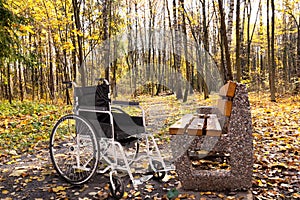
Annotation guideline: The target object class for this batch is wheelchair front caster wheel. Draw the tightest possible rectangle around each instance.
[109,177,124,199]
[150,160,166,181]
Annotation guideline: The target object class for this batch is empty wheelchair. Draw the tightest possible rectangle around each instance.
[49,78,170,199]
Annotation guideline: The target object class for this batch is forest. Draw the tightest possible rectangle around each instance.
[0,0,299,103]
[1,0,300,199]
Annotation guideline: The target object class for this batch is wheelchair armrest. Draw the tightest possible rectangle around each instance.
[78,106,108,111]
[112,100,139,106]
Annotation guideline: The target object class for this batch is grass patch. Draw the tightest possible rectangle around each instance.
[0,100,72,158]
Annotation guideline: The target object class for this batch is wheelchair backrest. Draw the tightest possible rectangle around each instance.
[74,83,110,110]
[95,83,110,109]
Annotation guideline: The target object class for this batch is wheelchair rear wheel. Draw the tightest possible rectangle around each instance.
[50,114,99,185]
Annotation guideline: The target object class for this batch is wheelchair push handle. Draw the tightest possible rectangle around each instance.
[62,81,73,89]
[95,78,109,85]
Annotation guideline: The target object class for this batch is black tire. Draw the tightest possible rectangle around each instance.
[109,177,124,200]
[149,160,166,180]
[49,114,99,185]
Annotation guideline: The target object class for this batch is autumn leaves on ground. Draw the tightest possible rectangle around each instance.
[0,93,299,199]
[250,94,300,199]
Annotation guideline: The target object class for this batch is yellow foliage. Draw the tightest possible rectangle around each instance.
[19,25,35,34]
[62,41,75,51]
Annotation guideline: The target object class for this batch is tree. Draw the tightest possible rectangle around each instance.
[102,0,110,81]
[227,0,235,48]
[0,0,24,103]
[236,0,241,82]
[72,0,86,86]
[180,0,190,102]
[269,0,276,101]
[217,0,233,83]
[0,0,17,59]
[170,0,183,99]
[287,11,300,94]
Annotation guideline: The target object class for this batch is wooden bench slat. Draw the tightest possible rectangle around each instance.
[169,114,194,135]
[186,114,221,136]
[206,115,222,136]
[219,81,237,98]
[187,117,205,136]
[217,99,233,117]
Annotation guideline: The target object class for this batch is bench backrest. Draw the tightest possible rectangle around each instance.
[217,81,237,117]
[169,81,237,136]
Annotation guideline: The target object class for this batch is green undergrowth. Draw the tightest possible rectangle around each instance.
[0,100,72,160]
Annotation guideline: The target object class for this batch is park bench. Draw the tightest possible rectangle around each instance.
[169,81,253,191]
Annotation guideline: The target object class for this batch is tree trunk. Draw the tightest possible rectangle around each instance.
[201,0,209,99]
[236,0,241,82]
[270,0,276,101]
[72,0,85,86]
[71,22,77,81]
[7,63,12,104]
[112,38,118,97]
[18,61,24,101]
[259,3,265,89]
[48,30,55,99]
[267,0,271,92]
[296,16,300,94]
[173,0,183,99]
[103,0,110,81]
[218,0,233,82]
[246,1,251,79]
[40,64,44,99]
[227,0,235,48]
[282,12,288,92]
[0,67,3,99]
[180,0,190,102]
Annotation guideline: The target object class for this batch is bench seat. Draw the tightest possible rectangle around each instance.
[169,114,222,136]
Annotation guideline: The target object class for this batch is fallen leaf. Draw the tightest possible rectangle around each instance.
[123,192,128,198]
[2,190,9,195]
[134,191,141,197]
[52,186,66,193]
[292,193,300,198]
[9,169,27,177]
[88,191,97,196]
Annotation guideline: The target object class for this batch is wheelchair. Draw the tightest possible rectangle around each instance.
[49,78,171,199]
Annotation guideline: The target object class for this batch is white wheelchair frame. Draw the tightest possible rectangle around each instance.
[50,79,173,199]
